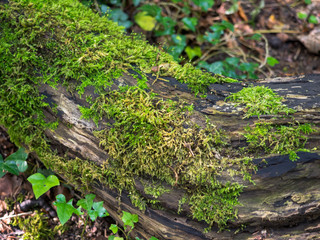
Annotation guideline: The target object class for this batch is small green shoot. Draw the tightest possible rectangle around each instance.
[27,173,60,199]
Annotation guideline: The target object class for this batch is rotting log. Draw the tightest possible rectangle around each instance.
[39,75,320,239]
[1,0,320,239]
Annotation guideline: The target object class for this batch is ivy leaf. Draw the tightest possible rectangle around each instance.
[171,34,187,47]
[191,0,214,12]
[208,61,224,74]
[6,148,28,162]
[109,224,118,234]
[132,0,140,6]
[155,17,176,36]
[27,173,60,199]
[122,211,138,230]
[308,15,318,24]
[1,160,20,176]
[134,12,156,31]
[267,57,279,67]
[77,193,95,211]
[185,46,202,60]
[149,237,159,240]
[182,17,198,32]
[138,4,162,20]
[88,201,109,221]
[54,194,83,225]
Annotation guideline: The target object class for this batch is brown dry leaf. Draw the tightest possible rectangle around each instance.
[277,32,289,42]
[0,174,23,198]
[298,27,320,54]
[234,23,254,35]
[238,2,248,22]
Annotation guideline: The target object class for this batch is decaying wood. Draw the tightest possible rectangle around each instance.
[37,73,320,239]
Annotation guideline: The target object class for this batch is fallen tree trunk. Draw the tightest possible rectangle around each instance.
[1,0,320,239]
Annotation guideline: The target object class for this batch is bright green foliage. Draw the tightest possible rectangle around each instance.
[0,148,28,177]
[53,194,83,226]
[122,211,139,230]
[191,0,214,12]
[27,173,60,199]
[199,58,259,79]
[182,17,198,32]
[244,122,315,161]
[226,85,295,118]
[267,56,279,67]
[77,193,109,221]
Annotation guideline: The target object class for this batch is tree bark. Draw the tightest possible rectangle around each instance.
[38,74,320,239]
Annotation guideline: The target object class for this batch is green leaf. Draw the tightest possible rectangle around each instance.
[149,237,159,240]
[297,12,307,20]
[208,61,224,74]
[77,193,95,211]
[122,211,138,229]
[267,56,279,67]
[308,15,318,24]
[53,194,83,225]
[138,4,162,20]
[134,12,156,31]
[109,224,118,234]
[225,57,240,66]
[6,148,28,162]
[155,17,176,36]
[182,17,198,32]
[167,45,185,61]
[305,0,311,4]
[221,20,234,31]
[27,173,60,199]
[109,9,132,29]
[191,0,214,12]
[133,0,140,6]
[0,154,3,162]
[15,160,28,172]
[100,4,109,15]
[88,201,108,221]
[185,46,202,60]
[171,34,187,47]
[249,33,262,40]
[3,160,20,176]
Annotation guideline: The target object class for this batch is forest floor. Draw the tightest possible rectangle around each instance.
[1,0,320,239]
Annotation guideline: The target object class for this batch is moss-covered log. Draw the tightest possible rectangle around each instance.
[1,0,320,239]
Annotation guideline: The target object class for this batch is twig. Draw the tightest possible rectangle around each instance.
[93,0,102,16]
[0,211,33,221]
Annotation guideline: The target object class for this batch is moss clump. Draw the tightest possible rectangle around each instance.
[12,211,64,240]
[244,122,314,161]
[226,85,295,118]
[81,86,256,228]
[0,0,252,231]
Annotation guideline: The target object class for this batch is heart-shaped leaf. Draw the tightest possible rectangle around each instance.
[27,173,60,199]
[77,193,95,211]
[6,148,28,162]
[54,194,83,225]
[122,211,138,229]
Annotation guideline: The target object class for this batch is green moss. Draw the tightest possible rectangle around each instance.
[226,85,295,118]
[244,122,315,161]
[0,0,254,231]
[80,87,256,228]
[12,211,64,240]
